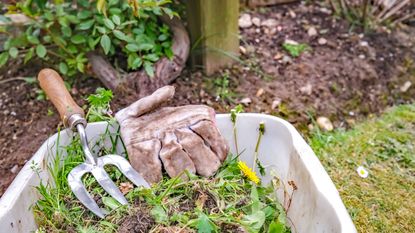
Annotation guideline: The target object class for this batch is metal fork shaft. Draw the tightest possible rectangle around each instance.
[76,124,98,165]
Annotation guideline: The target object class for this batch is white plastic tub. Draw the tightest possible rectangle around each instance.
[0,114,356,232]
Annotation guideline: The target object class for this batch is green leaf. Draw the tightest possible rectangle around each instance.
[59,62,68,75]
[22,77,36,84]
[162,7,175,18]
[102,197,121,210]
[196,213,216,233]
[111,15,121,26]
[27,35,40,44]
[158,34,168,41]
[137,43,154,51]
[24,48,34,64]
[132,57,142,69]
[125,43,139,52]
[71,34,86,44]
[0,52,9,67]
[77,62,85,73]
[282,43,310,57]
[100,35,111,55]
[67,45,78,53]
[150,205,168,223]
[78,19,95,30]
[103,18,115,30]
[77,10,92,19]
[43,35,52,43]
[268,220,285,233]
[87,88,113,108]
[62,26,72,37]
[112,30,127,41]
[9,47,18,58]
[66,15,80,24]
[144,54,159,62]
[96,26,107,34]
[88,37,100,49]
[144,61,154,77]
[35,44,47,58]
[250,185,261,212]
[242,211,266,232]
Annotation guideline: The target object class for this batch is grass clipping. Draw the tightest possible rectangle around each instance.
[34,123,290,233]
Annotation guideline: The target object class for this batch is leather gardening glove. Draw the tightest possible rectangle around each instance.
[115,86,229,184]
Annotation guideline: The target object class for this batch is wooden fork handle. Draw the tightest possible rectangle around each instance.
[38,68,84,126]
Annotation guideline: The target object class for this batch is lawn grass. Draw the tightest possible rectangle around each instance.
[309,104,415,232]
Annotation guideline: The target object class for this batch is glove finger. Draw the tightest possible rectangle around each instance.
[190,120,229,162]
[128,139,163,184]
[159,132,196,179]
[115,85,175,124]
[175,128,221,177]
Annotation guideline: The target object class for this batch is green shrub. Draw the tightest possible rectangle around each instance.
[0,0,176,77]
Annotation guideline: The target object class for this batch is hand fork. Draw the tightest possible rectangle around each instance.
[38,69,150,218]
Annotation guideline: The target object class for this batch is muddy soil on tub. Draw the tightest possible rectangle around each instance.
[1,1,414,196]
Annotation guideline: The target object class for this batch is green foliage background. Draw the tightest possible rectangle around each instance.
[0,0,175,77]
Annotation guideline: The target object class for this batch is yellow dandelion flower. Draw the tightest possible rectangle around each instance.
[238,161,260,184]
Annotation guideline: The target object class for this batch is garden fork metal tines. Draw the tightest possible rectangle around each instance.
[38,68,149,218]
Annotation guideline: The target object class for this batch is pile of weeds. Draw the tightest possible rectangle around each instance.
[34,130,290,232]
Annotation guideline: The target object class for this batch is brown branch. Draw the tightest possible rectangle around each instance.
[87,52,120,90]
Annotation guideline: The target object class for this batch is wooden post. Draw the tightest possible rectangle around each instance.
[186,0,239,75]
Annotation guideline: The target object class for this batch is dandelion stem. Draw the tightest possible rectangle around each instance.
[253,122,265,169]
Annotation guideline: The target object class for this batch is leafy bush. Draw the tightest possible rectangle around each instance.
[0,0,176,77]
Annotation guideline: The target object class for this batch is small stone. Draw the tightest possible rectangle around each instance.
[255,38,260,43]
[318,38,327,45]
[273,52,283,60]
[288,10,296,18]
[3,110,10,115]
[360,41,369,47]
[317,117,334,131]
[10,165,19,174]
[252,17,261,27]
[256,88,265,97]
[277,26,283,31]
[256,28,261,34]
[319,29,329,34]
[271,99,281,109]
[261,19,278,28]
[240,97,252,106]
[307,27,318,37]
[358,54,366,59]
[239,13,252,28]
[320,7,332,14]
[281,55,293,64]
[349,111,355,116]
[400,81,412,92]
[300,83,313,95]
[284,39,299,45]
[10,111,16,116]
[239,46,247,54]
[308,124,314,130]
